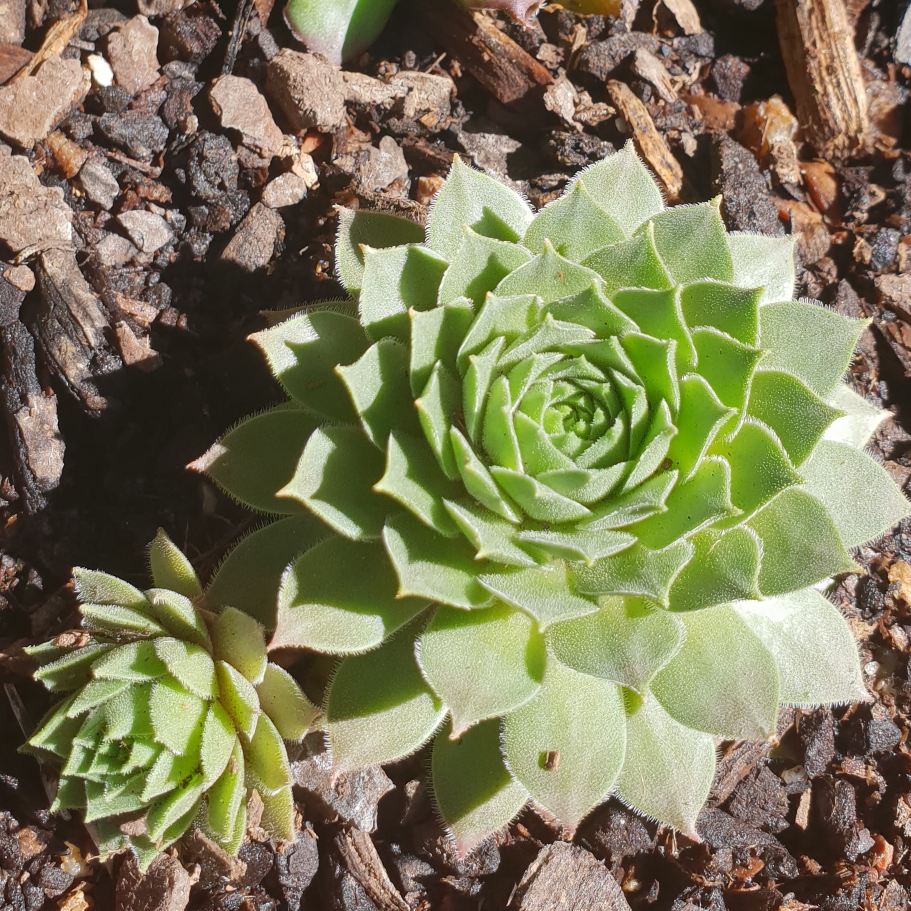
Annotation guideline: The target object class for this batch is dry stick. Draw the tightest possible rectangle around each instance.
[606,80,683,202]
[10,0,86,83]
[405,0,551,108]
[775,0,868,157]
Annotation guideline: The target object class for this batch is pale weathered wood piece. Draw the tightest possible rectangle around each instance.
[775,0,869,156]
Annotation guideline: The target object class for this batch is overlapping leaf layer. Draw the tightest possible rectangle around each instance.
[200,145,910,850]
[25,531,318,869]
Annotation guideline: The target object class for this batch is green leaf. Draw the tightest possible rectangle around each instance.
[256,664,319,740]
[79,604,167,638]
[759,302,866,398]
[680,281,761,346]
[327,623,445,770]
[582,223,672,296]
[613,287,696,376]
[336,207,425,295]
[261,786,295,841]
[207,740,246,849]
[574,541,693,608]
[617,696,715,838]
[410,298,475,395]
[572,142,663,237]
[92,640,167,682]
[747,370,844,466]
[74,569,147,608]
[211,607,268,685]
[150,678,208,755]
[515,527,634,564]
[438,228,532,306]
[668,527,762,612]
[736,588,864,705]
[449,427,521,522]
[501,658,625,827]
[524,181,625,261]
[155,638,217,699]
[427,155,533,255]
[337,339,421,445]
[51,777,86,812]
[244,713,291,795]
[710,420,801,517]
[580,471,677,532]
[104,682,154,741]
[620,333,679,420]
[748,488,858,596]
[443,498,538,568]
[201,702,237,785]
[799,440,911,548]
[634,456,735,550]
[651,604,780,739]
[205,514,329,629]
[148,528,202,598]
[490,467,592,523]
[215,660,261,739]
[727,233,796,305]
[280,425,388,540]
[824,384,887,449]
[194,405,318,516]
[66,678,131,717]
[646,200,733,284]
[544,284,637,338]
[145,588,212,650]
[691,327,762,415]
[478,563,600,629]
[482,376,522,473]
[146,773,206,842]
[384,513,494,610]
[375,431,461,537]
[273,536,428,654]
[359,244,449,341]
[283,0,399,65]
[457,293,541,374]
[665,374,734,481]
[29,695,82,756]
[548,596,685,693]
[251,310,369,422]
[431,718,528,856]
[495,242,604,305]
[418,604,545,736]
[416,361,461,480]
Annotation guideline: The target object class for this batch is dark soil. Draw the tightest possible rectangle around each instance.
[1,0,911,908]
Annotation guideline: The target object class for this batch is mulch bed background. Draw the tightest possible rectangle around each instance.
[1,0,911,908]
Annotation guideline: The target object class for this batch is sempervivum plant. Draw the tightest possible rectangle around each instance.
[197,144,910,851]
[25,531,318,869]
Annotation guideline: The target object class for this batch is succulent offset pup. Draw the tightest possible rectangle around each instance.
[198,144,910,851]
[283,0,544,64]
[25,531,318,869]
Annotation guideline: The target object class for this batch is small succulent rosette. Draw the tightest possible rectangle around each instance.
[198,144,910,852]
[25,531,318,870]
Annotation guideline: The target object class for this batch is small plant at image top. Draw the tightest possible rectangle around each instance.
[282,0,616,65]
[196,143,910,853]
[24,530,319,870]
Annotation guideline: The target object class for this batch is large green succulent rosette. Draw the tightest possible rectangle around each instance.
[199,145,910,851]
[25,532,318,869]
